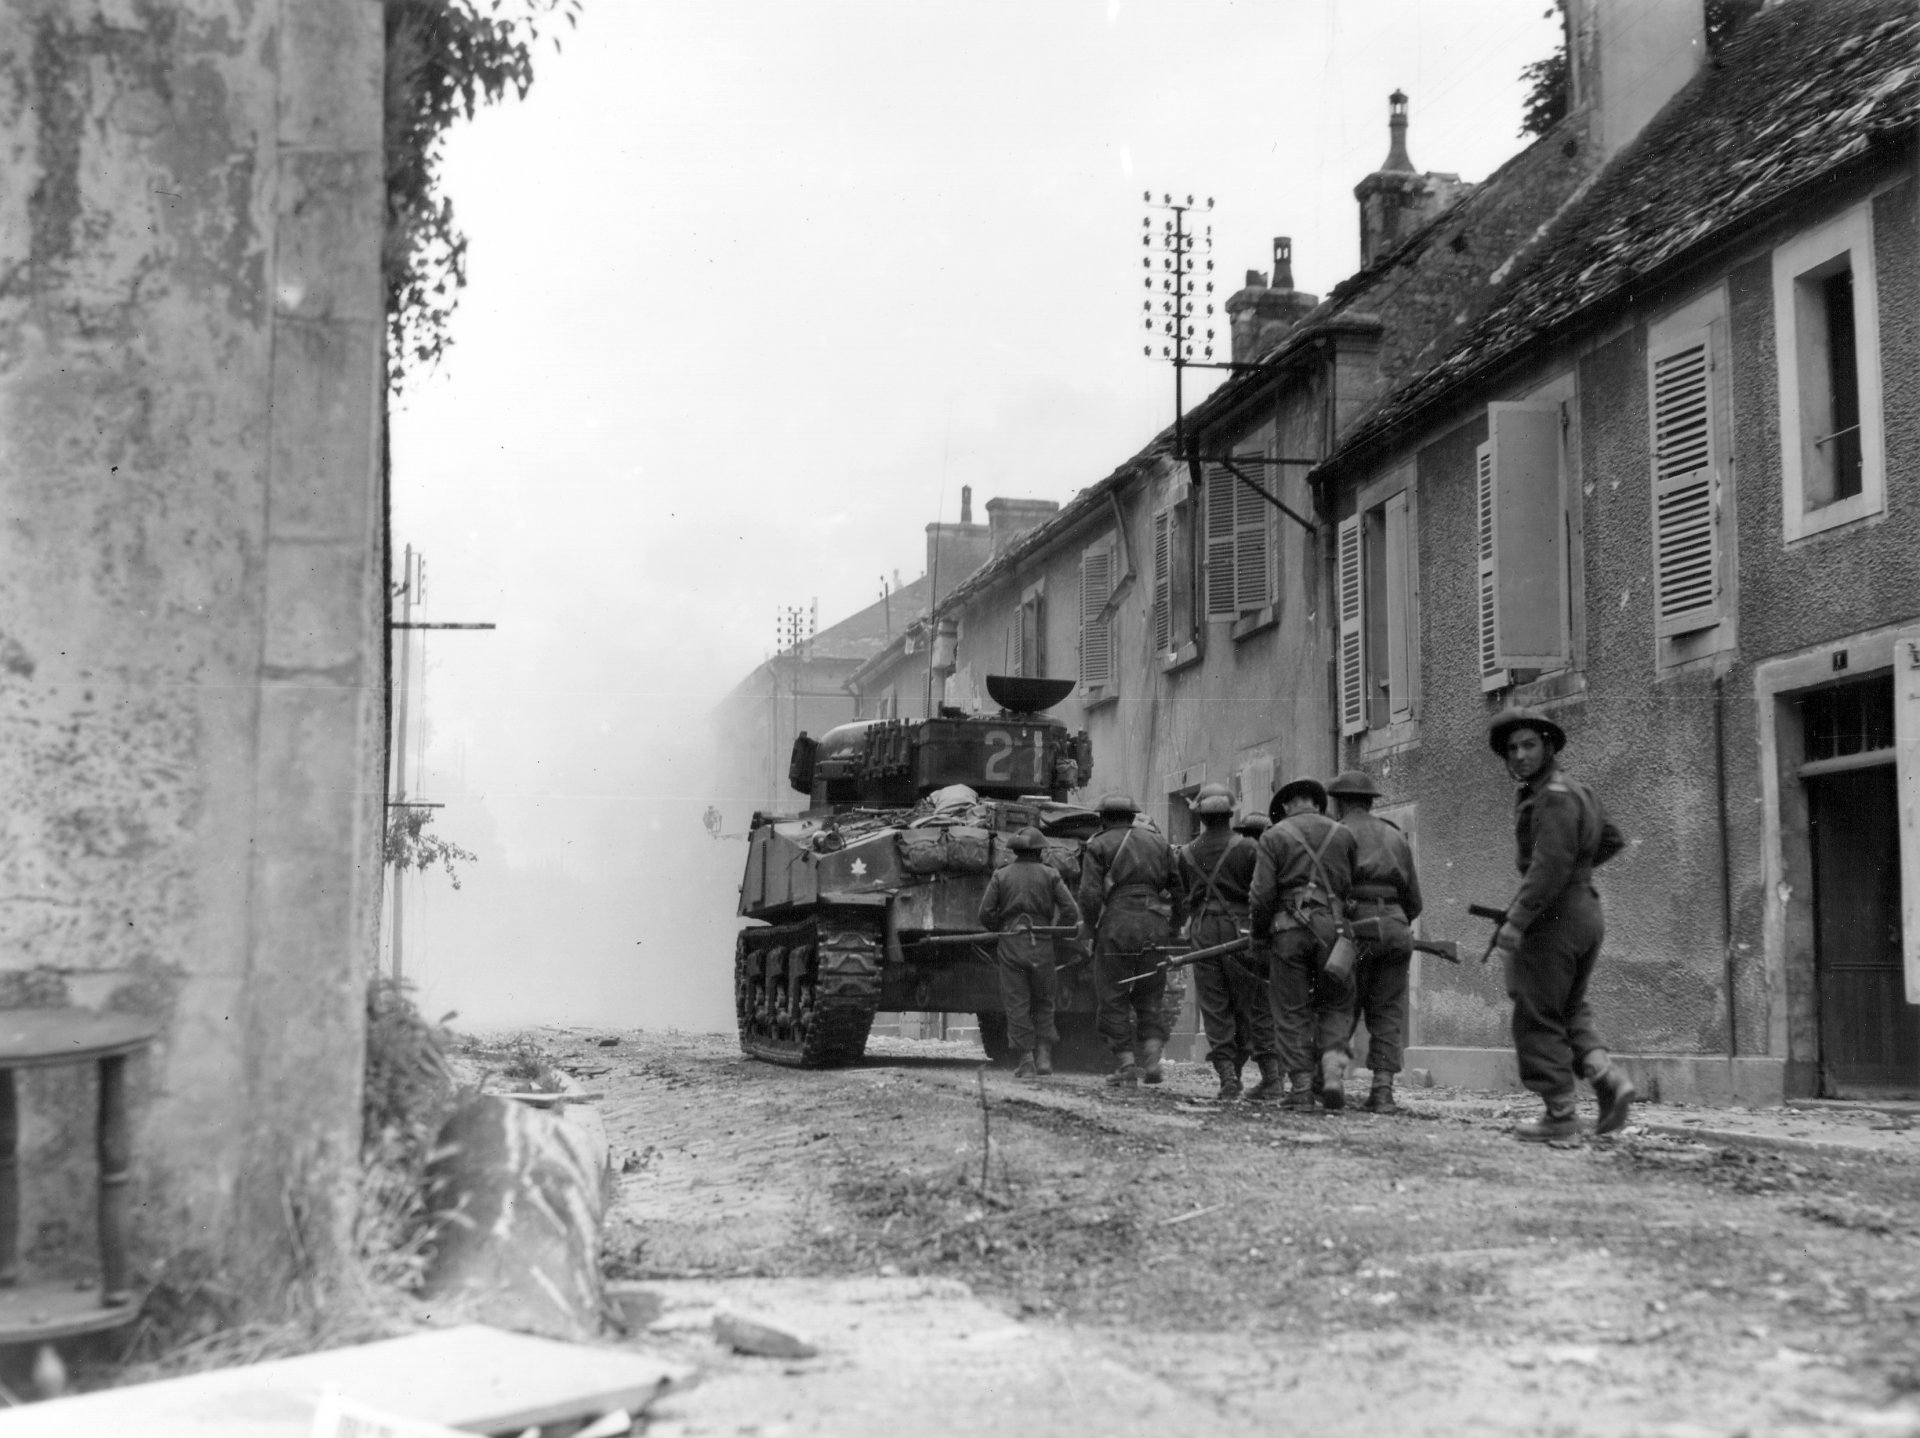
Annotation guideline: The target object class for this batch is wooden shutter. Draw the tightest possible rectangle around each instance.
[1011,618,1023,678]
[1233,463,1271,611]
[1079,547,1112,688]
[1649,330,1723,637]
[1338,513,1366,735]
[1204,463,1237,619]
[1475,443,1506,692]
[1898,628,1920,1003]
[1152,508,1173,654]
[1488,403,1567,670]
[1384,491,1413,722]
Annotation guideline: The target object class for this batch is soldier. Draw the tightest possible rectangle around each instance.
[978,826,1082,1080]
[1249,777,1356,1110]
[1177,784,1283,1102]
[1327,771,1423,1115]
[1487,708,1635,1142]
[1078,792,1186,1087]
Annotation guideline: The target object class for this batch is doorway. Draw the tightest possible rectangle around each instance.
[1807,762,1915,1095]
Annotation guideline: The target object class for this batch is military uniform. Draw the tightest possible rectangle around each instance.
[1248,794,1356,1104]
[978,833,1082,1075]
[1178,824,1280,1091]
[1079,806,1186,1080]
[1330,777,1424,1106]
[1505,759,1625,1106]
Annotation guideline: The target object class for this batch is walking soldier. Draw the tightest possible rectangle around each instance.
[1327,770,1423,1115]
[1249,776,1357,1110]
[977,826,1082,1079]
[1177,783,1283,1101]
[1078,792,1186,1087]
[1487,708,1636,1142]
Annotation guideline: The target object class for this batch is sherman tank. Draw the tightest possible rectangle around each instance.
[735,675,1175,1069]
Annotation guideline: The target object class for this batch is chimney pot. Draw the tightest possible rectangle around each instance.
[1272,237,1294,291]
[960,485,973,524]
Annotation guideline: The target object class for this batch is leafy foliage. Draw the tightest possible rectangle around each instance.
[359,979,458,1292]
[384,804,477,888]
[384,0,582,390]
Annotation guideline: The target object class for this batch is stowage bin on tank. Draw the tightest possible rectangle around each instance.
[734,676,1181,1069]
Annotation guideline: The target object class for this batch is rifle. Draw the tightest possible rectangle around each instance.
[909,924,1080,950]
[1347,916,1461,966]
[1116,935,1252,987]
[1468,903,1509,964]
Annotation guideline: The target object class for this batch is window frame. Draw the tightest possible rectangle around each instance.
[1077,539,1115,697]
[1341,465,1421,740]
[1014,578,1047,679]
[1772,202,1885,544]
[1203,452,1276,623]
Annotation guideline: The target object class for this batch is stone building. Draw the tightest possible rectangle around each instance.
[1315,0,1919,1102]
[0,5,386,1302]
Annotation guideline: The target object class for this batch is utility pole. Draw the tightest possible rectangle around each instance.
[387,547,496,984]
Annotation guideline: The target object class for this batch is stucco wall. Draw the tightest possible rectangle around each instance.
[0,1,385,1301]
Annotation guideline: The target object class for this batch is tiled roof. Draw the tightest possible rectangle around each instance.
[1322,0,1920,473]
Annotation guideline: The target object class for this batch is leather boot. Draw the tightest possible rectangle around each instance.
[1013,1050,1037,1080]
[1034,1041,1053,1077]
[1106,1052,1140,1087]
[1584,1053,1635,1135]
[1364,1077,1400,1115]
[1248,1057,1285,1102]
[1212,1059,1243,1100]
[1281,1074,1318,1111]
[1319,1049,1349,1111]
[1140,1036,1166,1085]
[1515,1098,1580,1143]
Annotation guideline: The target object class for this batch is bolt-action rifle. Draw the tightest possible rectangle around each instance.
[1115,935,1254,987]
[1468,903,1509,964]
[1347,916,1462,966]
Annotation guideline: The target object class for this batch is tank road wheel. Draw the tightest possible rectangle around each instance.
[735,919,880,1068]
[975,1011,1012,1065]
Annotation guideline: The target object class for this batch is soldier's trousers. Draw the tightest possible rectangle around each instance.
[1269,916,1352,1078]
[1094,903,1172,1055]
[995,937,1058,1056]
[1347,905,1413,1076]
[1191,913,1277,1065]
[1504,885,1607,1103]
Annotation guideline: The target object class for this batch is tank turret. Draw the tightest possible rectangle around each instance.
[733,676,1175,1071]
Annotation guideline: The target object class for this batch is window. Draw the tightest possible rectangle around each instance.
[1013,580,1046,678]
[1647,290,1733,646]
[1204,457,1273,620]
[1773,203,1885,542]
[1337,480,1417,736]
[1150,494,1197,660]
[1077,544,1112,691]
[1475,403,1568,690]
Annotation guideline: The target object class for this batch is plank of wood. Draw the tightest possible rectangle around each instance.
[0,1324,688,1437]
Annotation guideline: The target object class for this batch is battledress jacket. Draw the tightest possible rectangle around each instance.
[1341,810,1424,921]
[1177,827,1258,919]
[978,856,1082,936]
[1507,762,1626,933]
[1077,823,1186,932]
[1248,812,1356,937]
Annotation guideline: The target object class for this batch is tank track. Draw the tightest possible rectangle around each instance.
[735,916,881,1068]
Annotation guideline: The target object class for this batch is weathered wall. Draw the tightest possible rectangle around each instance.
[0,1,385,1301]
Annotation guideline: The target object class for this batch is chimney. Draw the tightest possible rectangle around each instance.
[960,484,973,524]
[1566,0,1704,161]
[1224,237,1319,365]
[1354,92,1468,268]
[926,513,990,606]
[984,496,1060,554]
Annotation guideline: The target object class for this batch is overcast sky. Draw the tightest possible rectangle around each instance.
[386,0,1562,1034]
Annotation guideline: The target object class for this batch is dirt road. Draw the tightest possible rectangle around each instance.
[560,1029,1920,1437]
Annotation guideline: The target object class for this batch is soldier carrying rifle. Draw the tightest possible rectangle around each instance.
[1176,783,1283,1103]
[1327,771,1423,1116]
[978,826,1082,1080]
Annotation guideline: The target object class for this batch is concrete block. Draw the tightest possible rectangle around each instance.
[277,3,383,152]
[262,538,372,674]
[273,154,383,324]
[266,319,379,541]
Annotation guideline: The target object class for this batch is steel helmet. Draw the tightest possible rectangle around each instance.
[1326,769,1383,800]
[1096,791,1140,816]
[1269,775,1328,819]
[1488,706,1567,756]
[1008,826,1047,854]
[1233,813,1270,838]
[1190,782,1234,816]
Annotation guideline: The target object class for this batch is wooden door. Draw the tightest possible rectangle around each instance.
[1808,764,1917,1095]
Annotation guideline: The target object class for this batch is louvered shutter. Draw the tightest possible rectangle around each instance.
[1204,463,1237,618]
[1079,547,1112,687]
[1897,628,1920,1002]
[1011,617,1023,678]
[1384,492,1413,722]
[1151,508,1173,654]
[1233,464,1271,611]
[1337,514,1366,735]
[1475,443,1506,692]
[1649,331,1723,637]
[1487,404,1567,669]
